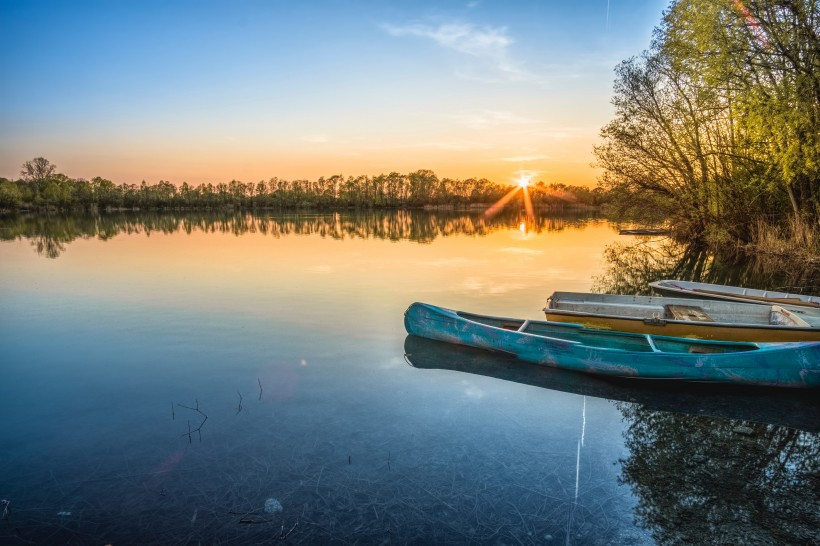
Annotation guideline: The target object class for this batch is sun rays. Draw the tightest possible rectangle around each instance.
[485,172,535,221]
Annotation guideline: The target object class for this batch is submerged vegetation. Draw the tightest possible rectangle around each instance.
[597,0,819,252]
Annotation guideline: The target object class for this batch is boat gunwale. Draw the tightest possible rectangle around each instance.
[542,306,818,332]
[437,305,767,355]
[650,279,820,306]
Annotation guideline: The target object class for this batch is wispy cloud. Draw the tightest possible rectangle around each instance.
[301,134,329,143]
[382,21,532,82]
[454,110,539,130]
[500,154,548,162]
[499,247,543,255]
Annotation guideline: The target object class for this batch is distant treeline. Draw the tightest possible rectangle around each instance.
[1,159,603,212]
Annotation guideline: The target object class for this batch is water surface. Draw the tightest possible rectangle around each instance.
[1,211,817,545]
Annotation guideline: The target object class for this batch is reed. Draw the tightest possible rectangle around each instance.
[747,217,820,263]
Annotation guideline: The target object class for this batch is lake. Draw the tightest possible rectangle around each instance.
[1,210,818,545]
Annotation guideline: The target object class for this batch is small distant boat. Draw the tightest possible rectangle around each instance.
[618,228,669,235]
[404,302,820,388]
[544,291,820,342]
[650,280,820,308]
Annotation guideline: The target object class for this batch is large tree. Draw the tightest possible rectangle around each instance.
[597,0,820,243]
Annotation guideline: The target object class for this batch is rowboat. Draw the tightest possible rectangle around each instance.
[618,228,669,235]
[404,302,820,388]
[544,291,820,342]
[650,279,820,308]
[404,335,820,431]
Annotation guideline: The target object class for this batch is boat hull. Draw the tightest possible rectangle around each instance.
[650,280,820,308]
[405,302,820,388]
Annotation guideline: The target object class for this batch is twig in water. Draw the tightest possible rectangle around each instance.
[315,465,324,493]
[282,519,298,539]
[1,499,10,520]
[236,391,243,414]
[178,400,208,442]
[388,451,391,472]
[171,402,175,421]
[258,377,263,400]
[348,455,351,465]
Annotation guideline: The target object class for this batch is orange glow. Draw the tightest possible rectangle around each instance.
[484,185,522,219]
[733,0,766,46]
[485,174,535,221]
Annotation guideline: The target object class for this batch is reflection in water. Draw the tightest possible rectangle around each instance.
[0,210,597,258]
[617,405,820,545]
[403,336,820,432]
[593,238,820,296]
[405,335,820,545]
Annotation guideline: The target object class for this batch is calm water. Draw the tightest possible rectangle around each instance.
[1,211,818,545]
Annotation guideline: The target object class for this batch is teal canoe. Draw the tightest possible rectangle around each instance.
[404,302,820,388]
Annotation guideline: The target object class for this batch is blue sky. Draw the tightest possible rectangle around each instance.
[0,0,669,186]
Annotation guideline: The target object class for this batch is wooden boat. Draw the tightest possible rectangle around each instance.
[544,291,820,342]
[404,302,820,388]
[618,228,669,235]
[404,335,820,432]
[650,279,820,308]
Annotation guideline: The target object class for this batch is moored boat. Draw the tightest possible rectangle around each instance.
[404,302,820,388]
[544,291,820,342]
[618,228,669,235]
[650,279,820,308]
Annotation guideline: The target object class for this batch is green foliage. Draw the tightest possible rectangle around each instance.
[597,0,820,244]
[3,158,601,213]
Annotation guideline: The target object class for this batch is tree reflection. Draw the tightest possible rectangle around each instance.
[0,209,598,258]
[593,238,820,295]
[617,404,820,545]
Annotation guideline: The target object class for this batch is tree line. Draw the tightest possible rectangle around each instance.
[597,0,819,245]
[0,158,603,212]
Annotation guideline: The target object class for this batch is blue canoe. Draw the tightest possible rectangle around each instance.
[404,302,820,388]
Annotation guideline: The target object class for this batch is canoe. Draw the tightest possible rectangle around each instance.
[404,302,820,388]
[650,279,820,308]
[404,335,820,432]
[544,291,820,342]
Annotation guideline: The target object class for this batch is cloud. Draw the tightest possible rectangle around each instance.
[455,110,539,130]
[460,277,526,295]
[302,134,329,143]
[499,247,543,255]
[461,380,485,399]
[382,21,532,82]
[500,154,548,162]
[383,21,509,56]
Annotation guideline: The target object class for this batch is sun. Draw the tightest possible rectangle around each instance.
[517,175,531,188]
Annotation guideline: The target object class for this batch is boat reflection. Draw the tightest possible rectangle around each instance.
[403,335,820,432]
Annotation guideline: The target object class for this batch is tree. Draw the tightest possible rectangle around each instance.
[20,157,56,182]
[597,0,820,244]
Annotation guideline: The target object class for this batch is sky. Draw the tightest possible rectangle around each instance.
[0,0,669,187]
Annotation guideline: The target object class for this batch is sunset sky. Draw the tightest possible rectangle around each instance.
[1,0,668,187]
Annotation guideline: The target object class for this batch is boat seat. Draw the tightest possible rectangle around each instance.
[665,304,713,322]
[556,301,665,319]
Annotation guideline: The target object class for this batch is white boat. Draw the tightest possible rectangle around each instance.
[650,280,820,308]
[544,291,820,342]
